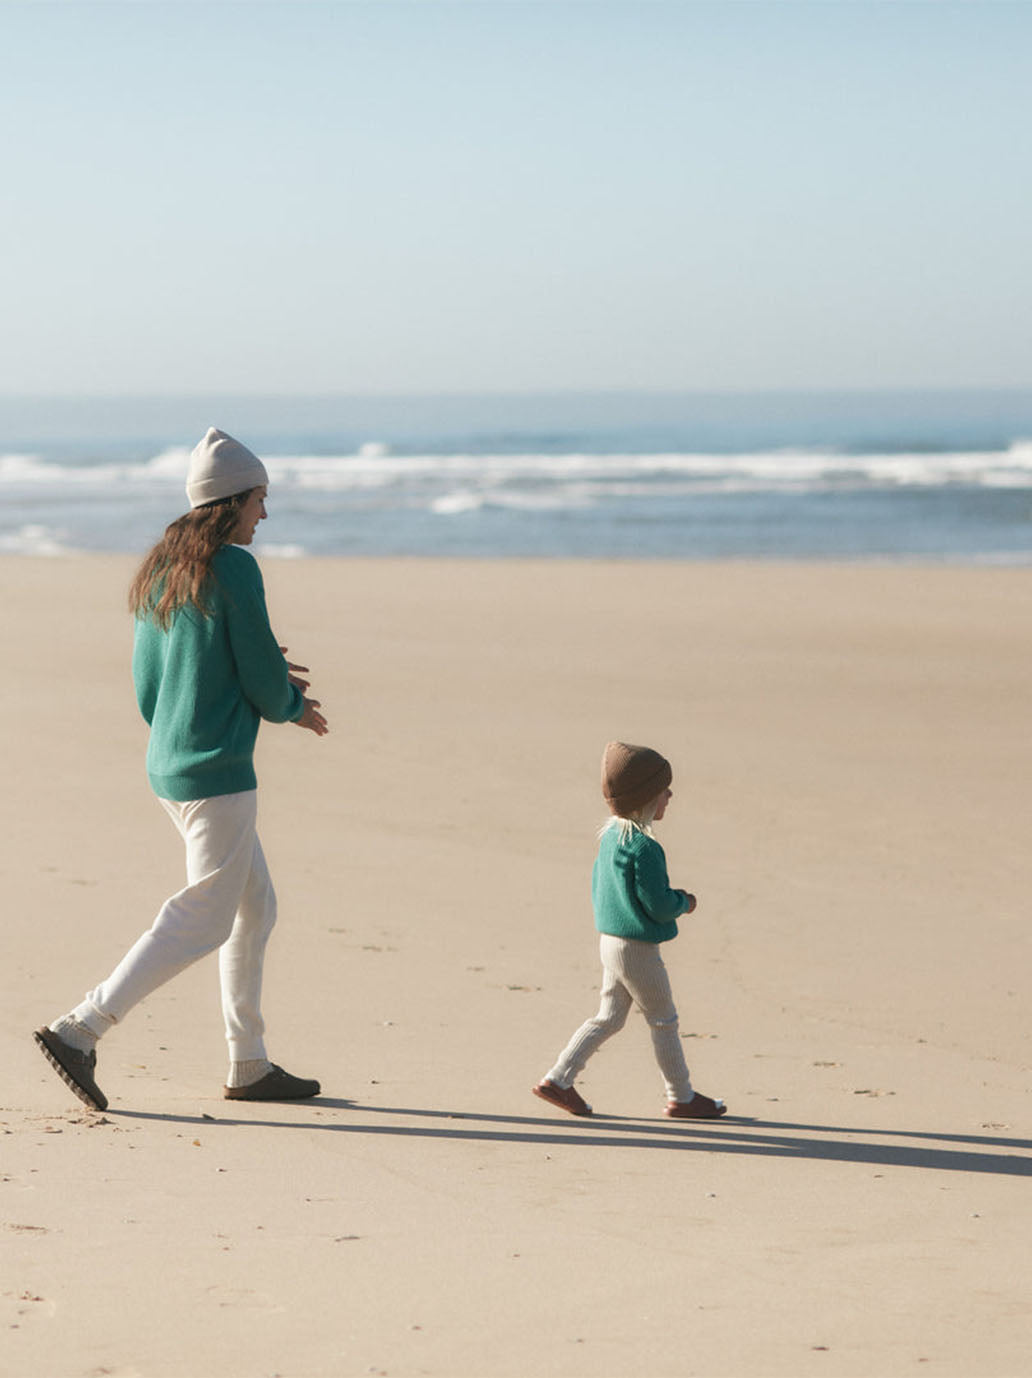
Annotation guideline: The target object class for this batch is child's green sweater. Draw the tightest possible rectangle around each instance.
[592,823,689,944]
[132,545,304,801]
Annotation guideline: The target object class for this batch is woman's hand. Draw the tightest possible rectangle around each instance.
[279,645,311,693]
[280,647,325,731]
[296,697,329,736]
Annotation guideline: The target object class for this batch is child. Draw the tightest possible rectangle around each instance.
[533,742,726,1120]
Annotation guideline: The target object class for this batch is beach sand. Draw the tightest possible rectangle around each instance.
[2,555,1029,1378]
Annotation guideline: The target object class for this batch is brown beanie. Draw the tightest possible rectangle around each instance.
[601,741,673,816]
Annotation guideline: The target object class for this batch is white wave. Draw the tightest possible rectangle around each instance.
[258,542,308,559]
[0,453,40,479]
[142,446,192,478]
[246,445,1032,493]
[967,548,1032,565]
[431,492,484,515]
[0,451,185,487]
[474,485,596,512]
[3,442,1032,499]
[0,523,73,555]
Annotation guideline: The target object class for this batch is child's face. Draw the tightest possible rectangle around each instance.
[652,787,673,822]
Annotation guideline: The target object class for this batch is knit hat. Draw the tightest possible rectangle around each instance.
[601,741,672,816]
[186,427,269,508]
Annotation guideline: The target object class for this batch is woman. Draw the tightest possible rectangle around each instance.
[35,427,328,1108]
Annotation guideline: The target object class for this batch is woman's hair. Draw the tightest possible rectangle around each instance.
[128,491,252,628]
[600,792,662,843]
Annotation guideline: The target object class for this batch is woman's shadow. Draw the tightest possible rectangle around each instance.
[113,1100,1032,1178]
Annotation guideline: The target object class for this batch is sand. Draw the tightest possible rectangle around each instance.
[2,555,1029,1378]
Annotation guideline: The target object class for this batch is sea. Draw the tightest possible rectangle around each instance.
[2,390,1031,562]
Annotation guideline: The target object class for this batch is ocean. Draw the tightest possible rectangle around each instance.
[2,390,1031,561]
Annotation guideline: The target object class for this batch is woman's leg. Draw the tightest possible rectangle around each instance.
[69,792,259,1036]
[218,834,277,1063]
[544,935,634,1088]
[608,939,694,1103]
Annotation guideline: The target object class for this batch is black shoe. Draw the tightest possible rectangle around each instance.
[34,1027,108,1112]
[223,1065,320,1101]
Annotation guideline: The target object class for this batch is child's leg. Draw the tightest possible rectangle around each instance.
[609,940,694,1103]
[544,937,633,1088]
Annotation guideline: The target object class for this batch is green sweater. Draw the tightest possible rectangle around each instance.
[592,823,690,944]
[132,545,304,801]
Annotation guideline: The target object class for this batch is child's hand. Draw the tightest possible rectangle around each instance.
[681,891,697,914]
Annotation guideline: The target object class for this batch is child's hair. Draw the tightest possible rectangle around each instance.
[600,791,663,843]
[128,490,254,629]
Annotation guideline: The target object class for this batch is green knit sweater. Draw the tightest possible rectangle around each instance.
[592,823,690,944]
[132,545,304,801]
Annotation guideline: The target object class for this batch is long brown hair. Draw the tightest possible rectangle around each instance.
[129,491,252,629]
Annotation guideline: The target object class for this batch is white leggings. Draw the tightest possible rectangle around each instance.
[546,933,694,1103]
[74,791,276,1062]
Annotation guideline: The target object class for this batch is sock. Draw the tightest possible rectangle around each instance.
[71,999,116,1040]
[226,1058,273,1089]
[49,1014,98,1054]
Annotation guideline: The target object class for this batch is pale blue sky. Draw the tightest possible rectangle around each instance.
[3,0,1030,395]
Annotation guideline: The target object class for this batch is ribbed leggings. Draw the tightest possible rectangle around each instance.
[546,933,694,1103]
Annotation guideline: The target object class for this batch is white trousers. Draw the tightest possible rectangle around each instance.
[546,933,694,1103]
[76,791,276,1062]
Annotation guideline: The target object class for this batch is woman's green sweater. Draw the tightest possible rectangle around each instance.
[132,545,304,801]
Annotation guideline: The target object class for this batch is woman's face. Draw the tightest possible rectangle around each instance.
[232,487,268,545]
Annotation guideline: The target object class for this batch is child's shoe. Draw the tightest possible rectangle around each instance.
[532,1080,593,1117]
[665,1092,726,1119]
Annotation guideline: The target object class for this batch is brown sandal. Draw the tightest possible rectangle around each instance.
[532,1080,593,1117]
[665,1092,726,1119]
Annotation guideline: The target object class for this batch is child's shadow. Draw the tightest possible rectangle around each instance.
[113,1099,1032,1178]
[350,1103,1032,1177]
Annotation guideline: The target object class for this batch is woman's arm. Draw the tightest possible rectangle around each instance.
[221,551,306,724]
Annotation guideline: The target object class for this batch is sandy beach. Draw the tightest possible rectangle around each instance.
[2,554,1029,1378]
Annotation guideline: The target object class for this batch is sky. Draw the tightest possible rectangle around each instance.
[2,0,1030,397]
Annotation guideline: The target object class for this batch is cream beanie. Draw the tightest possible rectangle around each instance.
[186,427,269,508]
[601,741,673,816]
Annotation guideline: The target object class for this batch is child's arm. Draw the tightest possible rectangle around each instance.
[634,840,695,923]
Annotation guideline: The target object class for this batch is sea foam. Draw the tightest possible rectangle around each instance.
[2,440,1030,560]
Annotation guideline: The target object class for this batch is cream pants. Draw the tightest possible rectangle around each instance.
[75,791,276,1062]
[546,933,694,1103]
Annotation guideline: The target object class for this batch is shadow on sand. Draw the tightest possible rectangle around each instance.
[109,1099,1032,1178]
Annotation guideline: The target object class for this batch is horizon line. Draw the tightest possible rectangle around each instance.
[3,384,1032,403]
